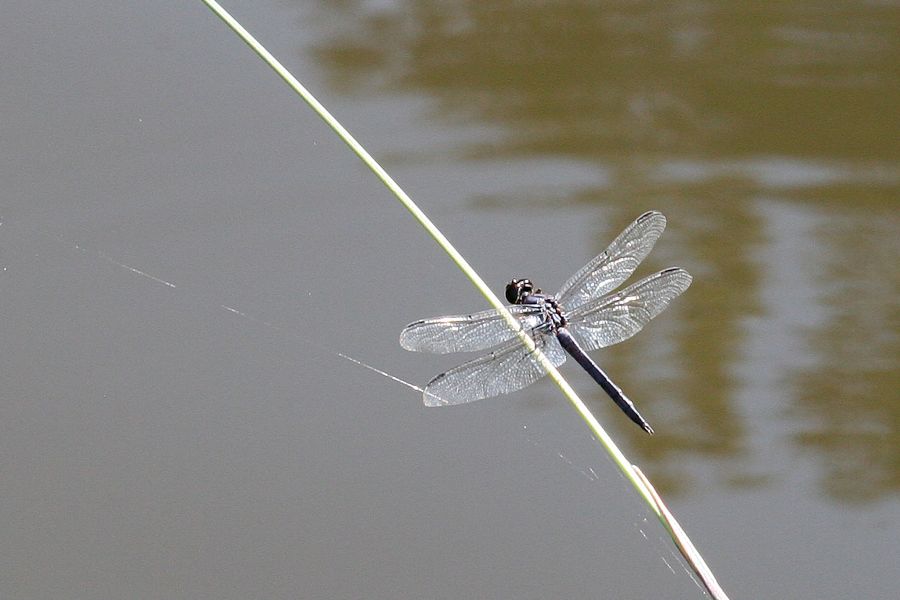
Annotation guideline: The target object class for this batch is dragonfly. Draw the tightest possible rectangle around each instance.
[399,211,691,434]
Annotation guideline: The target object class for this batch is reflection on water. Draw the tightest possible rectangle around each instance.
[310,1,899,501]
[790,208,899,503]
[312,1,898,160]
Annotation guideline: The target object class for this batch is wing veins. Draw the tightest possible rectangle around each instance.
[423,333,567,406]
[565,268,692,351]
[400,304,543,354]
[556,211,667,310]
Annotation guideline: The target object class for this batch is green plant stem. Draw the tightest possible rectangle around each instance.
[199,2,729,598]
[198,0,651,502]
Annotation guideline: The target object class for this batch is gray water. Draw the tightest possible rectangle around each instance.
[1,2,897,598]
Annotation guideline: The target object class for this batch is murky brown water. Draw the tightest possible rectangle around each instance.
[1,2,896,599]
[311,0,899,502]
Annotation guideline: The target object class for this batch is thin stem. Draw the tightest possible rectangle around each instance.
[199,3,728,598]
[198,0,649,501]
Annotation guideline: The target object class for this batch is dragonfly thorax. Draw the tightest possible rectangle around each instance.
[542,295,567,329]
[506,278,567,329]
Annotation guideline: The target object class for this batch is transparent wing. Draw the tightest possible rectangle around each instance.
[422,333,567,406]
[399,305,544,354]
[556,211,668,310]
[566,268,692,351]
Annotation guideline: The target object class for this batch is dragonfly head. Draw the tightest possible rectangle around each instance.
[505,278,537,304]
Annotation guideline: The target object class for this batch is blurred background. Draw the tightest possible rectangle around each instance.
[1,1,897,598]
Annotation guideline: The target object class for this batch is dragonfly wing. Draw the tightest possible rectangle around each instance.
[400,305,544,354]
[556,211,668,310]
[422,333,567,406]
[566,268,692,351]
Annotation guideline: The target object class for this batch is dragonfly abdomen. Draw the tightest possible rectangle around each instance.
[555,328,654,435]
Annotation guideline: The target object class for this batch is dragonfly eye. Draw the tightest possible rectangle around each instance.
[505,279,533,304]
